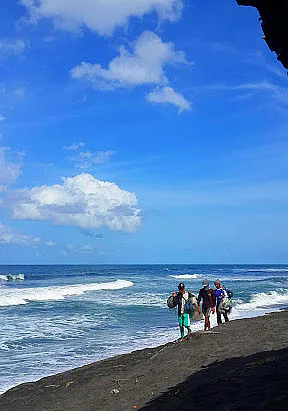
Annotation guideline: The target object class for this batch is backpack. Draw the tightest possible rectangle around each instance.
[184,293,197,313]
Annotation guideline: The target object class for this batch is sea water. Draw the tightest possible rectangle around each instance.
[0,264,288,393]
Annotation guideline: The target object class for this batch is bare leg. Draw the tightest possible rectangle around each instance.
[207,316,211,330]
[204,316,210,330]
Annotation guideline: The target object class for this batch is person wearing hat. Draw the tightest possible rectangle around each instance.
[172,282,194,340]
[214,279,229,325]
[197,279,216,331]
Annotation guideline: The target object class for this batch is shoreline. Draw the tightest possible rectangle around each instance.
[1,310,288,411]
[0,304,285,395]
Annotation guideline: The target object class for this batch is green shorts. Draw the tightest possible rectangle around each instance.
[178,313,190,328]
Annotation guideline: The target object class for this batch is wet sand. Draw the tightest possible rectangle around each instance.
[0,310,287,411]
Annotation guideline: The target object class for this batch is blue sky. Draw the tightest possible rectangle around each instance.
[0,0,288,264]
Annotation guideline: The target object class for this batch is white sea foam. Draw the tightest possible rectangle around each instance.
[98,292,167,308]
[248,269,288,273]
[234,289,288,311]
[234,268,288,273]
[218,276,280,282]
[0,279,133,307]
[0,274,24,281]
[169,274,198,279]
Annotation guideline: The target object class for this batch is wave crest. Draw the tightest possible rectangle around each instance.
[0,274,24,281]
[235,289,288,311]
[0,279,133,307]
[169,274,199,279]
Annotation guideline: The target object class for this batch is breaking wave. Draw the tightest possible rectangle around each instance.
[169,274,199,279]
[235,289,288,311]
[0,274,24,281]
[234,268,288,273]
[0,279,133,307]
[217,276,286,282]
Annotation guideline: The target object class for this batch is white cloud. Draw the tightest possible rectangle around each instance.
[0,222,40,247]
[7,173,141,232]
[0,115,5,122]
[0,147,23,192]
[72,150,116,169]
[206,81,288,106]
[0,39,29,57]
[63,141,85,151]
[45,241,56,247]
[147,86,191,113]
[21,0,183,35]
[70,31,188,89]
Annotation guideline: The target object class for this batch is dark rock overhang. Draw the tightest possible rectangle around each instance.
[236,0,288,69]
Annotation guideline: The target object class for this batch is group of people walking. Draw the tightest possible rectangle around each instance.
[171,279,231,340]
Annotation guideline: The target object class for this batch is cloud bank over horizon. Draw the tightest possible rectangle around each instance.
[6,173,142,233]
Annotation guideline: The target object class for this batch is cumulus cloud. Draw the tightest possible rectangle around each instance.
[72,150,116,169]
[21,0,183,35]
[7,173,141,232]
[147,86,191,113]
[71,31,188,89]
[63,141,85,151]
[71,31,190,112]
[0,222,40,246]
[0,147,23,192]
[0,39,29,57]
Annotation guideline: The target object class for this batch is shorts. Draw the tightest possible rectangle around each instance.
[202,307,212,317]
[178,313,190,328]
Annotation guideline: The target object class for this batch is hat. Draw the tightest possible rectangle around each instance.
[178,282,185,290]
[202,279,209,287]
[214,279,221,285]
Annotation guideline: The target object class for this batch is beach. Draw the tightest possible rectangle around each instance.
[1,310,287,411]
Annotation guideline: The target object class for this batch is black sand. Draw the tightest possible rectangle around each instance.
[1,310,288,411]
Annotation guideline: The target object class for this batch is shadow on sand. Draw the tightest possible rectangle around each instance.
[139,348,288,411]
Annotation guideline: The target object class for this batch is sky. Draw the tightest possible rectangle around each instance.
[0,0,288,264]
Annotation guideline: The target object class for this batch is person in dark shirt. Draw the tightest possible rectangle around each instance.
[214,279,229,325]
[172,282,193,340]
[197,279,216,331]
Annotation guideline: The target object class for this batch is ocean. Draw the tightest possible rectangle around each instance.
[0,264,288,394]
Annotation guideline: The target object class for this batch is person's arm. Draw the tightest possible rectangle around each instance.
[172,292,179,306]
[197,290,202,305]
[211,290,216,313]
[197,290,202,312]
